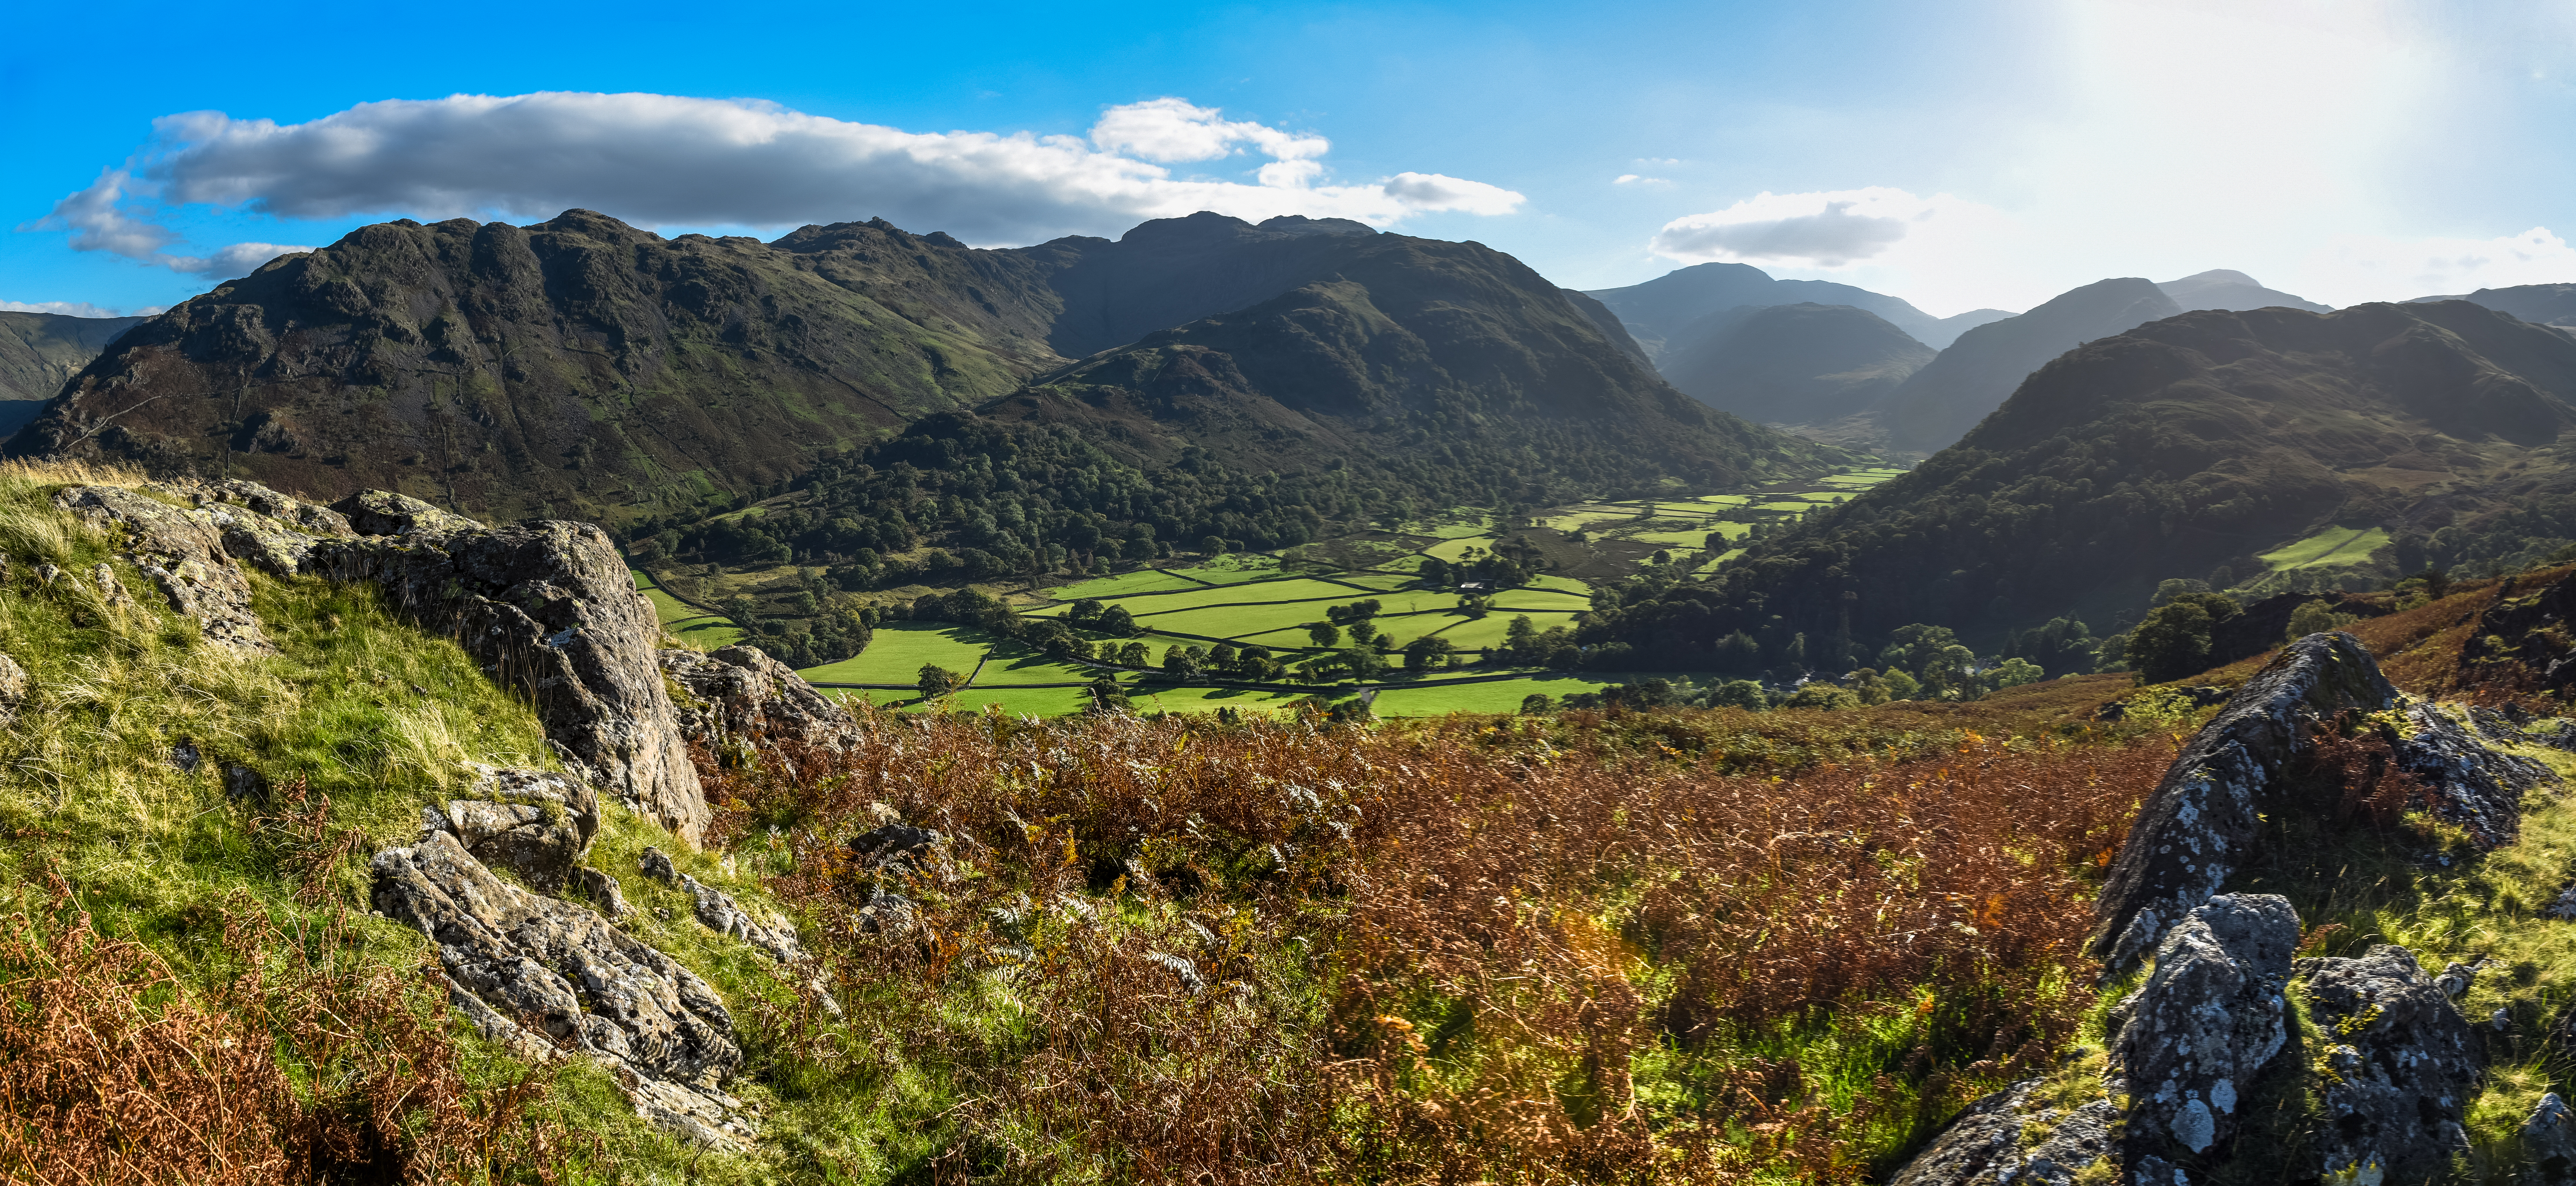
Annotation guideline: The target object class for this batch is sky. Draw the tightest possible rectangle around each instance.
[5,0,2575,321]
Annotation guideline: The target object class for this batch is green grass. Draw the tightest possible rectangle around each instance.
[0,467,848,1181]
[1157,554,1290,584]
[1050,567,1206,599]
[797,622,994,684]
[2258,525,2392,572]
[632,568,744,648]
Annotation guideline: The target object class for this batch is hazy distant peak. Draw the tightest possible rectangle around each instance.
[2156,268,2331,314]
[2161,268,2260,287]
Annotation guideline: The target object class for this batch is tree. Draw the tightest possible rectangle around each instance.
[1707,680,1768,711]
[917,664,965,700]
[2127,593,2240,684]
[1402,635,1456,671]
[1714,631,1761,674]
[1163,645,1205,681]
[1520,693,1554,714]
[1082,674,1131,713]
[1882,669,1923,701]
[1097,605,1137,636]
[1457,593,1492,618]
[1306,622,1343,648]
[1780,682,1859,710]
[2286,598,2357,641]
[1067,599,1105,629]
[1200,535,1228,556]
[1348,621,1378,646]
[1985,657,2045,690]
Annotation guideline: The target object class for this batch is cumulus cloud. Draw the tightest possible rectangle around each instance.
[1650,188,1939,268]
[1612,174,1670,186]
[1088,97,1328,163]
[33,92,1523,277]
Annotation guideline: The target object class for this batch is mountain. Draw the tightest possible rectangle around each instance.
[19,209,1827,532]
[1656,303,1934,426]
[2411,283,2576,330]
[1584,262,2009,353]
[984,230,1795,495]
[12,210,1072,523]
[1576,300,2576,670]
[2156,269,2332,314]
[0,310,143,401]
[1875,278,2184,455]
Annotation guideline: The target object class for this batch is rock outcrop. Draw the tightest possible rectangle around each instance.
[637,846,806,965]
[1887,1074,2119,1186]
[52,484,280,651]
[313,510,708,844]
[2298,945,2484,1183]
[372,829,754,1147]
[2110,894,2301,1172]
[2384,701,2556,847]
[2093,633,2397,973]
[661,644,864,761]
[419,766,598,892]
[0,651,24,725]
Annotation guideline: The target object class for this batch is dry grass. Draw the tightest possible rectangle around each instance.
[0,875,568,1185]
[705,707,2170,1183]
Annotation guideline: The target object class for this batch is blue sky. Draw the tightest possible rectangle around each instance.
[7,0,2575,319]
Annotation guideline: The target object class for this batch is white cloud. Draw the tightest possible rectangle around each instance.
[1613,174,1670,187]
[32,92,1522,279]
[1088,97,1327,163]
[2300,226,2576,302]
[24,168,313,277]
[1652,187,1961,268]
[0,299,162,318]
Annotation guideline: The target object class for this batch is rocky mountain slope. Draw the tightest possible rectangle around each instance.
[1655,302,1935,426]
[17,210,1797,532]
[0,310,142,403]
[1583,261,2011,353]
[1874,277,2185,454]
[1580,299,2576,665]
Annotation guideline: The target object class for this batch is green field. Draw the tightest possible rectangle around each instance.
[798,622,994,684]
[2259,525,2392,572]
[788,466,1896,716]
[632,569,744,649]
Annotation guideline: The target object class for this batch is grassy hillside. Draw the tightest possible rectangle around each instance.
[1594,300,2576,665]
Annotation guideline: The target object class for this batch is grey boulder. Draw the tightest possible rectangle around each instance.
[313,511,707,844]
[2111,893,2300,1167]
[661,644,864,761]
[2297,945,2482,1184]
[371,829,753,1148]
[1887,1076,2118,1186]
[52,484,275,651]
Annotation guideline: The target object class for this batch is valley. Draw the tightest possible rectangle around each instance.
[637,464,1903,716]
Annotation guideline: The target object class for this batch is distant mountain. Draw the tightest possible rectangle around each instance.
[2157,269,2331,313]
[1875,278,2183,455]
[1578,300,2576,668]
[1584,262,2006,353]
[985,232,1831,499]
[18,209,1829,529]
[1657,303,1934,426]
[0,310,144,402]
[2410,283,2576,329]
